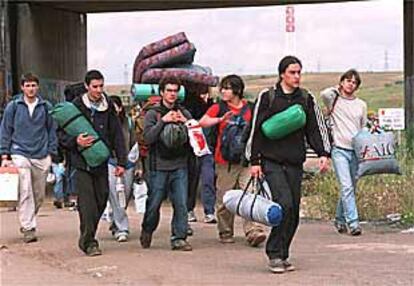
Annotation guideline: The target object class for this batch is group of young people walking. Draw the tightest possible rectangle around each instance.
[0,55,367,273]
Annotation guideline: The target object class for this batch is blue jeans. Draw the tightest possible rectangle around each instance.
[52,163,65,201]
[200,154,216,215]
[331,146,359,229]
[142,168,188,241]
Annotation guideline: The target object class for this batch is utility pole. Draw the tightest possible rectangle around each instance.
[384,50,389,71]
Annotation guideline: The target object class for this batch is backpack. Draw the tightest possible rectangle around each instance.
[219,102,250,164]
[64,82,87,102]
[325,89,340,144]
[134,97,161,157]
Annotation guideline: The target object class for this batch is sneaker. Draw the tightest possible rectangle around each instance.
[247,231,267,247]
[350,226,362,236]
[219,235,235,244]
[22,228,37,243]
[334,222,347,234]
[204,214,217,224]
[64,201,76,208]
[283,260,295,272]
[116,233,128,243]
[188,211,197,223]
[53,200,63,209]
[140,231,152,249]
[85,245,102,256]
[171,239,192,251]
[268,258,286,274]
[187,226,194,236]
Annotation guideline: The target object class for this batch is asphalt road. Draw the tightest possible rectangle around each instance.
[1,201,414,286]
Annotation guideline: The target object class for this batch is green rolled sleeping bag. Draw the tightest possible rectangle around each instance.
[131,84,185,102]
[261,104,306,140]
[50,102,110,167]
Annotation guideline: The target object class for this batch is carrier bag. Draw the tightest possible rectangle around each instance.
[133,178,148,214]
[261,104,306,140]
[131,83,185,102]
[352,129,401,179]
[185,119,211,157]
[0,167,19,202]
[223,177,283,227]
[50,102,110,168]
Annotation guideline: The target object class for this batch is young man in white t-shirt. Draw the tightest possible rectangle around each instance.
[321,69,367,236]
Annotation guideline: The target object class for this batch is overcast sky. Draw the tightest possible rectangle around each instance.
[87,0,403,84]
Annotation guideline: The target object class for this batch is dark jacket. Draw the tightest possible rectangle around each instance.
[144,101,192,171]
[248,83,331,167]
[59,94,127,173]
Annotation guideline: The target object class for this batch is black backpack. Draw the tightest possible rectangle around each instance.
[219,102,250,164]
[64,82,87,102]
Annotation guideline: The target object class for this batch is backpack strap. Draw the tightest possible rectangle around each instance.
[327,89,340,116]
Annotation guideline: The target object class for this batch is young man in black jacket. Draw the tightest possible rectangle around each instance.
[247,56,330,273]
[60,70,127,256]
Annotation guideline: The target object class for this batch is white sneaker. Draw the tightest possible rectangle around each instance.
[204,214,217,224]
[188,211,197,222]
[117,234,128,242]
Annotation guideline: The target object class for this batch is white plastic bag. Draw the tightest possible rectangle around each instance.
[185,119,211,157]
[128,143,140,163]
[0,167,19,201]
[133,179,148,214]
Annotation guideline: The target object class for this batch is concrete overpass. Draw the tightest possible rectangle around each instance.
[0,0,413,133]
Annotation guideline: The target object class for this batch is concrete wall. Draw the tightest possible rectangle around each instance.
[11,3,87,102]
[0,0,12,113]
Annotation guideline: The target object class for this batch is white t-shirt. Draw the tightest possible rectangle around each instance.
[321,87,367,150]
[26,98,39,117]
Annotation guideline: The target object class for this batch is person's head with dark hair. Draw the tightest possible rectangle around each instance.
[84,70,104,86]
[110,95,126,121]
[159,77,181,108]
[20,73,40,100]
[20,73,39,86]
[339,69,362,94]
[277,55,303,92]
[219,74,245,101]
[84,70,105,102]
[159,77,181,95]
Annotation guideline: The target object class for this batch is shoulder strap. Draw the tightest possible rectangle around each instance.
[327,90,340,116]
[268,87,276,106]
[217,101,228,117]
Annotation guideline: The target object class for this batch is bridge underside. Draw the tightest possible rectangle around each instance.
[1,0,413,131]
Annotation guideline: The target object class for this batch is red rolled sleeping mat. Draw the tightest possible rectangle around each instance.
[141,64,219,87]
[133,42,196,83]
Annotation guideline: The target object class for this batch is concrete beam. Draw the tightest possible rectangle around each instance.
[13,0,365,13]
[404,0,414,142]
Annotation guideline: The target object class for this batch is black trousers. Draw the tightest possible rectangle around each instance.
[75,168,109,252]
[187,154,201,212]
[263,159,303,260]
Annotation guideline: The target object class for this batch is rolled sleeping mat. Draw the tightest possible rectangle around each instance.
[50,102,111,168]
[223,189,283,227]
[131,83,185,102]
[261,104,306,140]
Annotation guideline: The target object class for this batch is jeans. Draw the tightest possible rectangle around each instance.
[52,163,65,201]
[200,154,216,215]
[142,168,188,241]
[108,164,135,237]
[331,146,359,229]
[187,154,201,212]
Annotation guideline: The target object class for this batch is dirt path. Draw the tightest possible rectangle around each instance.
[1,202,413,285]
